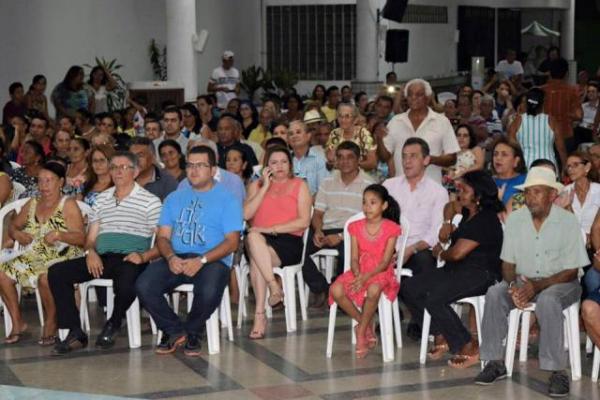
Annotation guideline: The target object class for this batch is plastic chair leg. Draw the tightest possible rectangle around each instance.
[325,304,337,358]
[419,309,432,365]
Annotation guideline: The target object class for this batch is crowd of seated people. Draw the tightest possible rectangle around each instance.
[1,48,600,398]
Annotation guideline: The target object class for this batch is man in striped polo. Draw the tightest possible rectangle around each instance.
[302,141,374,308]
[49,151,162,354]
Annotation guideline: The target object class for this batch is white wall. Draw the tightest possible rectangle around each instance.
[0,0,166,117]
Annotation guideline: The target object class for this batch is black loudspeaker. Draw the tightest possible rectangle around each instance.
[385,29,409,63]
[382,0,408,23]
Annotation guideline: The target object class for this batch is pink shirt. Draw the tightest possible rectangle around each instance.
[383,174,448,247]
[252,177,303,236]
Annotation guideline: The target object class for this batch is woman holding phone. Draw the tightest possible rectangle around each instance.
[243,146,312,339]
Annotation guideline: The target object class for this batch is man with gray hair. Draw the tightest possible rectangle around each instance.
[288,119,330,196]
[480,94,503,136]
[49,151,162,354]
[377,78,460,183]
[216,115,258,169]
[474,167,588,397]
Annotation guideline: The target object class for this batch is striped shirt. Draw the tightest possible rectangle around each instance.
[516,113,556,169]
[315,170,374,230]
[90,183,162,254]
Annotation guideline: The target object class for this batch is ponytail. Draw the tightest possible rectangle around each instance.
[363,184,401,224]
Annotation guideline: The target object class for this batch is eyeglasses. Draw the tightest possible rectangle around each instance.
[186,161,211,170]
[109,164,135,172]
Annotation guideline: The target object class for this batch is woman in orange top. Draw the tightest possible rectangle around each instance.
[244,146,311,339]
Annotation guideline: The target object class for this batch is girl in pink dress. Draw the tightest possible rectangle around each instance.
[329,184,401,358]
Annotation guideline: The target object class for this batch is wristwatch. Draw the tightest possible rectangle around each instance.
[200,255,208,264]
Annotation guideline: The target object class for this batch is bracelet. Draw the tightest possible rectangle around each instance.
[166,254,176,261]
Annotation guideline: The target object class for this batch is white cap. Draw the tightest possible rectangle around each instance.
[223,50,234,59]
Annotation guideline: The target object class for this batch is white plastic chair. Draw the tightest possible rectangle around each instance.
[592,345,600,382]
[235,254,250,328]
[304,248,339,302]
[504,302,581,381]
[157,284,233,355]
[418,214,486,366]
[10,182,26,202]
[264,225,311,332]
[325,213,410,362]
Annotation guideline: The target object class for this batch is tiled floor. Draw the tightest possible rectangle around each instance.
[1,295,598,399]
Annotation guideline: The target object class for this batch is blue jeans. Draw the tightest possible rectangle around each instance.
[135,255,229,336]
[584,267,600,304]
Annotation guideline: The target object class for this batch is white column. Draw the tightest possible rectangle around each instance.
[166,0,198,101]
[355,0,378,82]
[561,0,575,61]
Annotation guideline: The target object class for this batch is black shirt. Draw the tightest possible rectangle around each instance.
[217,141,258,169]
[447,208,503,278]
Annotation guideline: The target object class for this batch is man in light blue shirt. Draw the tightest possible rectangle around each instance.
[288,120,329,196]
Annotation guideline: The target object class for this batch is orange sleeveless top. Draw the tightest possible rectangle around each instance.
[252,177,303,236]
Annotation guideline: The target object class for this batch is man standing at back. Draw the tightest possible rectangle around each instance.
[207,51,240,110]
[377,78,460,183]
[543,58,583,152]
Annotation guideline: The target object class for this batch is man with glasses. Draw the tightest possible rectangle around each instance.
[49,151,162,354]
[136,146,242,356]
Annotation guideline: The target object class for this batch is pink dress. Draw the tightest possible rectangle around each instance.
[328,218,401,306]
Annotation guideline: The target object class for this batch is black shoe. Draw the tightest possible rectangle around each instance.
[95,321,120,349]
[155,333,186,355]
[309,292,327,309]
[548,371,569,397]
[406,322,421,342]
[474,360,507,385]
[183,334,202,357]
[52,330,88,355]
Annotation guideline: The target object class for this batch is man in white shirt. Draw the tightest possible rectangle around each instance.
[496,49,524,85]
[377,78,460,183]
[383,137,448,340]
[207,50,240,110]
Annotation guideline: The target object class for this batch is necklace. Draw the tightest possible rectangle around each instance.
[364,221,383,239]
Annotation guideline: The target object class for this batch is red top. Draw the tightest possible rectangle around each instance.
[252,177,304,236]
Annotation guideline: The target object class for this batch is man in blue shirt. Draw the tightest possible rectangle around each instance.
[288,120,329,197]
[136,145,243,356]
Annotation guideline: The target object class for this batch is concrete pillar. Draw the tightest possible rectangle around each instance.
[352,0,380,95]
[561,0,575,61]
[166,0,198,101]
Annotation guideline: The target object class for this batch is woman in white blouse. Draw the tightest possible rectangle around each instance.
[564,151,600,244]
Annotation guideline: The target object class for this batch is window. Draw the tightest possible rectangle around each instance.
[401,5,448,24]
[266,4,356,80]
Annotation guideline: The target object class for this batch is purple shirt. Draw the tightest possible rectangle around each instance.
[383,174,448,247]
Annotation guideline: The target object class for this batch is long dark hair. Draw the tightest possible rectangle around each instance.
[62,66,84,91]
[225,145,254,182]
[461,170,505,213]
[158,139,186,171]
[180,103,202,133]
[83,144,115,196]
[88,66,107,86]
[364,184,401,224]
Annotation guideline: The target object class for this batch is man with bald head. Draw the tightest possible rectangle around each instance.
[474,167,588,397]
[216,115,258,169]
[376,78,460,182]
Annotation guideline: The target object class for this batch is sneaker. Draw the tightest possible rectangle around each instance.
[155,333,186,355]
[52,330,88,355]
[183,334,202,357]
[95,321,120,349]
[474,360,507,385]
[548,371,569,397]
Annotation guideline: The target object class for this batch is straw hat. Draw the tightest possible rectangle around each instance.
[303,109,324,124]
[514,166,563,191]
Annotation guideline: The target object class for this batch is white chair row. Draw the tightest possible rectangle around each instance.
[326,212,410,362]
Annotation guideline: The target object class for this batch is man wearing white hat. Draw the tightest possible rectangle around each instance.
[207,50,240,110]
[475,167,588,398]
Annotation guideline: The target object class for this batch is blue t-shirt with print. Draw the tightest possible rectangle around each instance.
[159,184,243,266]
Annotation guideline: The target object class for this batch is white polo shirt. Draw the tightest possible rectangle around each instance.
[384,107,460,183]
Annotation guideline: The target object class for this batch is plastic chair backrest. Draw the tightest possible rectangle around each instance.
[10,182,26,202]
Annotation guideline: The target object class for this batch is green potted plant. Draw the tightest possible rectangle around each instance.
[240,65,265,103]
[149,39,167,81]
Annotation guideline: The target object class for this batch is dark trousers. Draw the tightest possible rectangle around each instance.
[574,126,594,148]
[48,253,147,331]
[402,265,496,353]
[135,256,229,336]
[302,228,344,294]
[399,249,437,326]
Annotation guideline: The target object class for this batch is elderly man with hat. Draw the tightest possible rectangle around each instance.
[207,50,240,110]
[474,167,588,397]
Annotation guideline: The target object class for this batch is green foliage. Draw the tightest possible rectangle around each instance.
[241,66,299,103]
[149,39,167,81]
[83,57,126,112]
[240,65,265,102]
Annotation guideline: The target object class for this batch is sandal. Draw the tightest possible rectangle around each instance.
[448,352,480,369]
[427,342,450,360]
[38,335,57,346]
[267,280,284,307]
[4,324,28,344]
[354,326,370,358]
[249,312,266,340]
[366,323,378,349]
